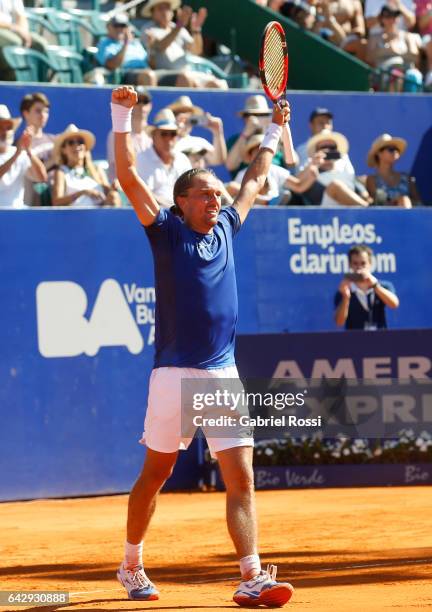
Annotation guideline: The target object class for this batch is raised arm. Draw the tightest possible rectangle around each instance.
[111,86,159,226]
[233,103,289,224]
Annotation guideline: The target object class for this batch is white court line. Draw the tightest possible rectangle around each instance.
[319,557,432,572]
[69,588,124,597]
[67,557,432,597]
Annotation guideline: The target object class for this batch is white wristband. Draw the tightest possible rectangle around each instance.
[111,102,132,133]
[259,123,282,155]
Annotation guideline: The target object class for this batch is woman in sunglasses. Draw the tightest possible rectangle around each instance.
[366,133,421,207]
[52,124,120,207]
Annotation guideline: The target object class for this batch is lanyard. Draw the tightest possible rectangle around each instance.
[351,283,375,325]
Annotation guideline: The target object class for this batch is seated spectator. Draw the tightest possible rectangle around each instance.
[142,1,227,88]
[296,107,355,175]
[335,245,399,330]
[97,13,157,86]
[280,1,317,31]
[366,5,423,87]
[168,95,227,165]
[136,108,191,208]
[366,133,421,207]
[415,0,432,87]
[179,137,214,169]
[20,92,55,167]
[312,0,367,60]
[107,87,153,181]
[364,0,416,33]
[52,125,121,208]
[0,0,49,80]
[176,139,234,204]
[20,92,56,206]
[0,104,47,208]
[227,133,320,206]
[226,94,285,178]
[304,129,370,207]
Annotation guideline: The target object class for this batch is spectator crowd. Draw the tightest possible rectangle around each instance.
[0,90,423,209]
[257,0,432,90]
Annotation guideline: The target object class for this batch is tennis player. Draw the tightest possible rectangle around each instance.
[111,85,294,608]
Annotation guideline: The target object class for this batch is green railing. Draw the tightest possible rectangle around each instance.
[187,0,372,91]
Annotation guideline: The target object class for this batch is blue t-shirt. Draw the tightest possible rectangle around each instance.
[144,207,241,369]
[334,280,396,330]
[96,37,149,70]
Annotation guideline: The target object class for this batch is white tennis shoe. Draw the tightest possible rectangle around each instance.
[233,564,294,607]
[117,563,159,601]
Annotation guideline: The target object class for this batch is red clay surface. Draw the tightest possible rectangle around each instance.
[1,488,432,611]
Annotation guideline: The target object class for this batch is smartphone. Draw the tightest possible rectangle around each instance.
[187,115,208,127]
[344,272,364,282]
[325,149,341,161]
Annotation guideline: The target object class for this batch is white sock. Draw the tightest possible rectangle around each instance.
[124,541,143,569]
[239,554,261,580]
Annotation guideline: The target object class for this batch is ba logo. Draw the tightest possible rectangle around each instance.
[36,279,144,358]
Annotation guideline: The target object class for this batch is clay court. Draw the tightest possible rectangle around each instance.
[1,487,432,611]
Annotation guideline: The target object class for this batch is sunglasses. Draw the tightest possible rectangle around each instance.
[159,131,177,138]
[113,23,128,28]
[64,138,85,146]
[379,145,399,153]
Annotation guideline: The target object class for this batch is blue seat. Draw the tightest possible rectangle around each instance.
[185,54,249,88]
[46,46,85,83]
[2,46,56,82]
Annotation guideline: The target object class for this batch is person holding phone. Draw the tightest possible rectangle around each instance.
[301,129,371,207]
[334,245,399,329]
[168,95,227,165]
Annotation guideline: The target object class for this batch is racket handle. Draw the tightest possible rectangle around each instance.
[282,123,295,166]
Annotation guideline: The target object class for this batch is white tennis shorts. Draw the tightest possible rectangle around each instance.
[140,365,254,457]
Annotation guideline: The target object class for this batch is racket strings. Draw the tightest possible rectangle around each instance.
[263,29,285,97]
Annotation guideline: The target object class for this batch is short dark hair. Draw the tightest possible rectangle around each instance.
[20,92,50,115]
[348,245,373,262]
[173,168,216,206]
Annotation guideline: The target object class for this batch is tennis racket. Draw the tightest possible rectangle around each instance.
[259,21,295,165]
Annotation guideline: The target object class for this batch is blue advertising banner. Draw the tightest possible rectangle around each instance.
[222,464,432,490]
[236,208,432,332]
[0,209,200,500]
[235,329,432,380]
[0,208,431,500]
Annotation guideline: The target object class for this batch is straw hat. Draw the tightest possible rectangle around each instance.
[53,124,95,162]
[238,94,272,116]
[367,133,407,167]
[142,0,181,18]
[168,95,204,116]
[243,133,264,161]
[148,108,178,133]
[307,129,349,157]
[0,104,22,130]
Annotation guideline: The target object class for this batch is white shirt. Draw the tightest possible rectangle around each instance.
[234,165,291,204]
[296,140,355,175]
[136,146,191,208]
[60,165,104,208]
[106,129,152,181]
[143,22,193,70]
[0,146,31,208]
[30,133,56,165]
[0,0,25,22]
[317,158,356,208]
